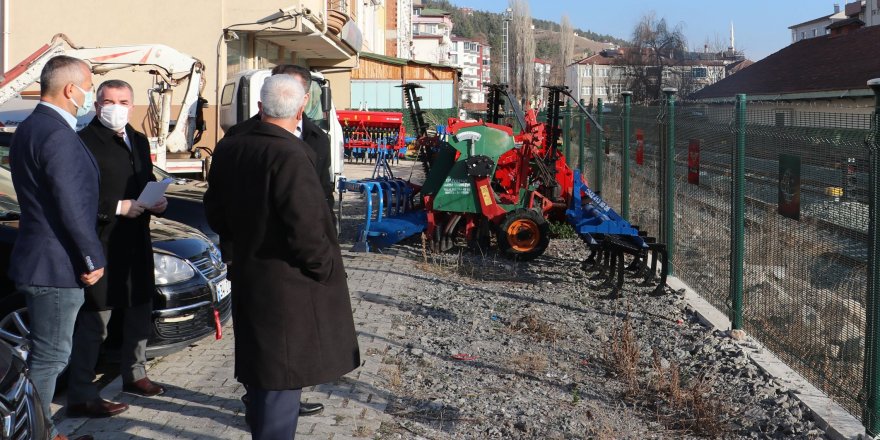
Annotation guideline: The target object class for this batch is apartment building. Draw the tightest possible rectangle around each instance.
[790,1,879,43]
[450,37,491,103]
[565,48,746,105]
[533,58,552,108]
[411,1,454,64]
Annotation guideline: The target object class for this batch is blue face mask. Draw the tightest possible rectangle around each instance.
[70,84,94,118]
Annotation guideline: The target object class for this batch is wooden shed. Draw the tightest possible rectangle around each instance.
[350,52,460,110]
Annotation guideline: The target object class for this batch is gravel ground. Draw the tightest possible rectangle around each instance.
[337,162,829,439]
[346,238,828,440]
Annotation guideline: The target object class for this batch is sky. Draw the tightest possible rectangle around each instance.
[444,0,844,61]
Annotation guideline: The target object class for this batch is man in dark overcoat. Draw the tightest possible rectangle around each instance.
[204,74,359,440]
[223,64,335,417]
[67,80,168,418]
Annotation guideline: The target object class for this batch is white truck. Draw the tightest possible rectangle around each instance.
[0,33,207,175]
[219,69,345,186]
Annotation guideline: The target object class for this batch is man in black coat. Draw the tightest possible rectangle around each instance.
[204,74,359,440]
[224,64,335,214]
[223,64,336,417]
[67,80,168,418]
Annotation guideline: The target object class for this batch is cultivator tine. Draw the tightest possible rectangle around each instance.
[625,255,643,272]
[597,247,617,289]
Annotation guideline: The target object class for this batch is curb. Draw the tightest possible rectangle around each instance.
[666,275,867,440]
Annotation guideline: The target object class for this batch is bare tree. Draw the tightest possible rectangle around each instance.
[555,15,575,86]
[509,0,535,103]
[618,12,687,103]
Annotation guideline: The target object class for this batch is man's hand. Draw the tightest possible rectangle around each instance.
[80,268,104,286]
[148,197,167,215]
[120,199,146,218]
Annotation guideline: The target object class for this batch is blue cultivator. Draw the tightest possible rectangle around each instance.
[337,177,426,252]
[566,170,668,298]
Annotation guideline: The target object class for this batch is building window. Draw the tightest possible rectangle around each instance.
[596,86,607,95]
[691,67,708,78]
[598,68,609,77]
[582,86,591,95]
[775,113,786,127]
[226,33,250,78]
[583,66,591,77]
[812,28,818,37]
[255,39,288,69]
[801,31,805,40]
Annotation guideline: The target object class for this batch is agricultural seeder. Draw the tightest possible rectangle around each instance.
[338,110,408,167]
[337,83,668,296]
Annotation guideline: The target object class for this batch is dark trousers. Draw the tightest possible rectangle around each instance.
[245,385,302,440]
[19,284,85,439]
[68,301,152,404]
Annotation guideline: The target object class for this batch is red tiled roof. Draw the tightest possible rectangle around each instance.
[462,102,488,111]
[692,24,880,99]
[534,57,552,65]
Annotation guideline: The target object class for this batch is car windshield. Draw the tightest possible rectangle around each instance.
[0,141,19,219]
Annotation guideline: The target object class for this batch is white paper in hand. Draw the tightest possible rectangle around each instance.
[138,178,173,206]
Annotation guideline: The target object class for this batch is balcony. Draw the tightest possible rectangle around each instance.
[228,1,362,66]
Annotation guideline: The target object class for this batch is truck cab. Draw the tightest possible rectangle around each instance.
[219,70,345,186]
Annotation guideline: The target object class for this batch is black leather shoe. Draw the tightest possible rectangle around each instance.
[299,402,324,416]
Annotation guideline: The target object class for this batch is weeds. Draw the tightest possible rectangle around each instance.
[549,221,577,239]
[603,317,730,437]
[510,352,548,375]
[380,365,402,389]
[571,383,581,404]
[508,313,562,342]
[603,314,639,395]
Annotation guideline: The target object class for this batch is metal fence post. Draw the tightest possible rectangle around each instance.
[563,101,572,167]
[662,88,677,273]
[578,99,586,173]
[621,91,632,220]
[864,78,880,435]
[730,94,747,330]
[595,98,604,194]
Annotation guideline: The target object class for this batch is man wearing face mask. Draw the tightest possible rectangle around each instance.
[8,55,102,440]
[66,80,168,419]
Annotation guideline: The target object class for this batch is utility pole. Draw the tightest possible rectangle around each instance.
[502,7,512,84]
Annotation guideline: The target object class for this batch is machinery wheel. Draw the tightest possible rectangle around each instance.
[496,209,550,261]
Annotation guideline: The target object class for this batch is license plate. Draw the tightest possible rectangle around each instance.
[215,278,231,302]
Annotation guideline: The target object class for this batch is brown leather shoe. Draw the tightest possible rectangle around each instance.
[123,377,166,397]
[66,398,128,418]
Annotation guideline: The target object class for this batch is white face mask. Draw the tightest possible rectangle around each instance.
[98,104,129,132]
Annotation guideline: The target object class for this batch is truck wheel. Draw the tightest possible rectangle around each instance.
[496,209,550,261]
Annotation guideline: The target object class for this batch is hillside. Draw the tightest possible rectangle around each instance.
[424,0,626,79]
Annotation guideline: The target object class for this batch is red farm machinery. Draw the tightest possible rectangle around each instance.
[338,110,407,166]
[337,83,668,297]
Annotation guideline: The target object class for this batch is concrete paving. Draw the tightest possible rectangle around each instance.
[55,161,419,439]
[60,248,414,439]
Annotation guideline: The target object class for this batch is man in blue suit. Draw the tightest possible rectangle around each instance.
[8,55,104,440]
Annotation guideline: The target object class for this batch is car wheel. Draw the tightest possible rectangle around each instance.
[0,306,30,360]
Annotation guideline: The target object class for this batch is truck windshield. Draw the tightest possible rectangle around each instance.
[304,80,325,126]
